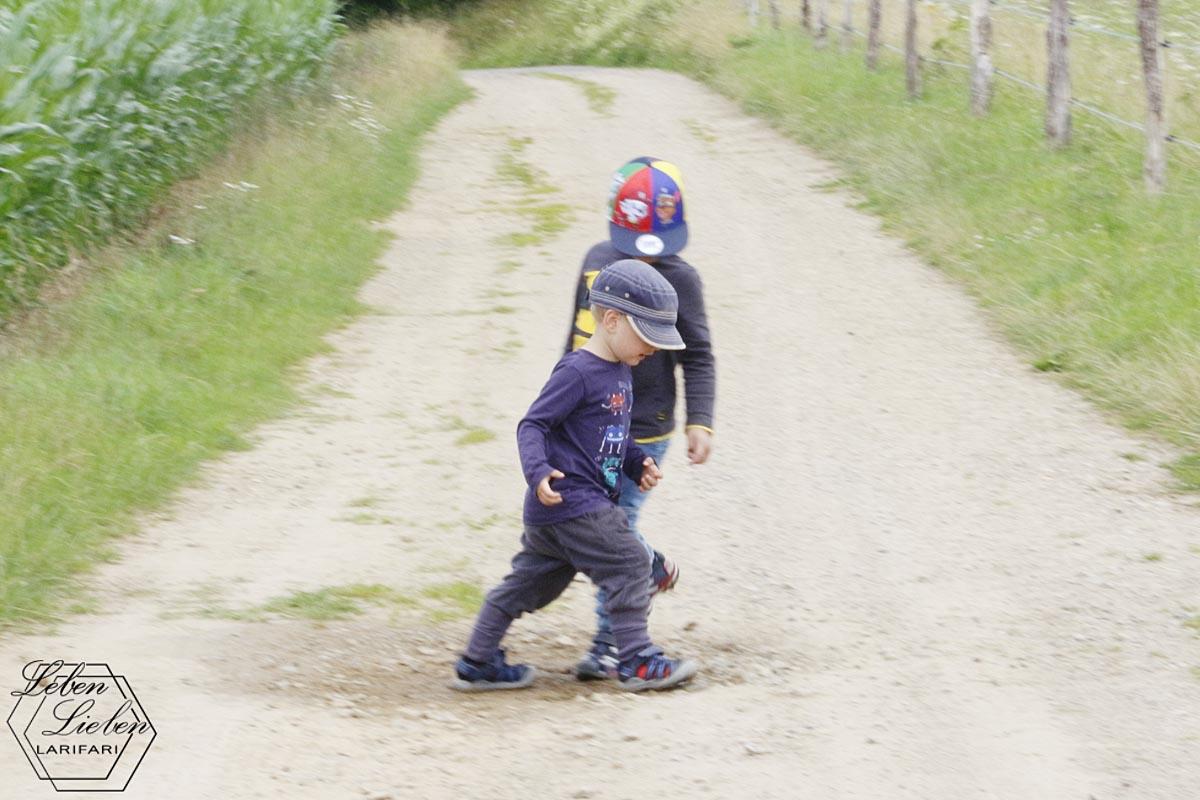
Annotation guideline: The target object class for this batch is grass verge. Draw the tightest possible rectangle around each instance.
[240,580,481,623]
[708,34,1200,487]
[260,583,418,621]
[0,22,469,627]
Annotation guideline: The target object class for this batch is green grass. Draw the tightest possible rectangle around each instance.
[0,0,340,311]
[533,72,616,116]
[465,512,506,531]
[446,303,520,316]
[706,34,1200,487]
[419,580,484,621]
[0,22,469,627]
[452,0,688,69]
[337,512,399,525]
[260,583,417,621]
[496,137,555,193]
[683,118,719,144]
[455,428,496,446]
[452,0,1200,490]
[491,135,574,247]
[252,579,481,623]
[346,495,384,508]
[441,414,497,446]
[1170,455,1200,490]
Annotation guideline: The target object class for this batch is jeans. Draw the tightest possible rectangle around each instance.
[594,438,670,640]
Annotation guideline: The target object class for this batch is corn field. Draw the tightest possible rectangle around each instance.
[0,0,339,311]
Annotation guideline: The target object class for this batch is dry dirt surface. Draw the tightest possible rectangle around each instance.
[3,67,1200,800]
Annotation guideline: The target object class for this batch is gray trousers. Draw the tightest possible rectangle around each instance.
[465,505,653,663]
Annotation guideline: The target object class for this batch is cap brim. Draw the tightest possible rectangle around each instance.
[609,221,688,257]
[628,315,685,351]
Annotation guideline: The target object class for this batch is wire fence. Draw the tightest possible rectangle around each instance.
[938,0,1140,44]
[770,0,1200,183]
[933,0,1200,66]
[984,2,1200,55]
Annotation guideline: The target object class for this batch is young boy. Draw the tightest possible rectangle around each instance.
[452,259,698,693]
[567,157,716,680]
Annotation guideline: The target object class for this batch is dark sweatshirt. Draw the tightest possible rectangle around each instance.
[517,349,648,526]
[567,241,716,442]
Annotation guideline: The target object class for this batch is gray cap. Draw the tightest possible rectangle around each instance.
[588,259,685,351]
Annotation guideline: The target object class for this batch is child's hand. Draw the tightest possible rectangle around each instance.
[639,457,662,492]
[537,469,565,506]
[686,427,713,465]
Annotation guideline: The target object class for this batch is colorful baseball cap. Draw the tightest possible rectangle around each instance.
[607,157,688,258]
[588,259,685,351]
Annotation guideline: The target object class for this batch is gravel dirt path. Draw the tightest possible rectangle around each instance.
[2,67,1199,800]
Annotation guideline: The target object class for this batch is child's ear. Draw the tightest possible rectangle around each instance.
[602,308,621,331]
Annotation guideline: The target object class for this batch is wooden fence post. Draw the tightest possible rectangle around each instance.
[866,0,881,69]
[969,0,994,114]
[1045,0,1072,145]
[816,0,829,46]
[768,0,782,29]
[905,0,920,97]
[842,0,854,48]
[801,0,812,31]
[748,0,760,28]
[1137,0,1167,192]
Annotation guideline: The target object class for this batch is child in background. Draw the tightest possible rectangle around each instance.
[567,157,716,680]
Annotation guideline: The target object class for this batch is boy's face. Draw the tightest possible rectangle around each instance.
[604,310,658,366]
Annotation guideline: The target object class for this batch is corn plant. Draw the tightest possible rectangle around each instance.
[0,0,339,312]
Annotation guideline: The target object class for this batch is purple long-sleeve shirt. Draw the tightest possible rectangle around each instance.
[517,350,648,525]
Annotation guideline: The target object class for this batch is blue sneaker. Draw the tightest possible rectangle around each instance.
[650,550,680,595]
[451,649,536,692]
[574,635,619,681]
[618,645,697,692]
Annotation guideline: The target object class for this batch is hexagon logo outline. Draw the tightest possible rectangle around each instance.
[8,661,156,793]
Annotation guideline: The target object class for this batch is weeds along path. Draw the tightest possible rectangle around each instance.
[2,67,1200,799]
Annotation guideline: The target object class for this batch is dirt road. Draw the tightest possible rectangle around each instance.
[2,67,1199,800]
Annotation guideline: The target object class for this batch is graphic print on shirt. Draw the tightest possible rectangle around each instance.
[600,456,622,490]
[603,391,625,415]
[601,424,625,454]
[596,380,632,490]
